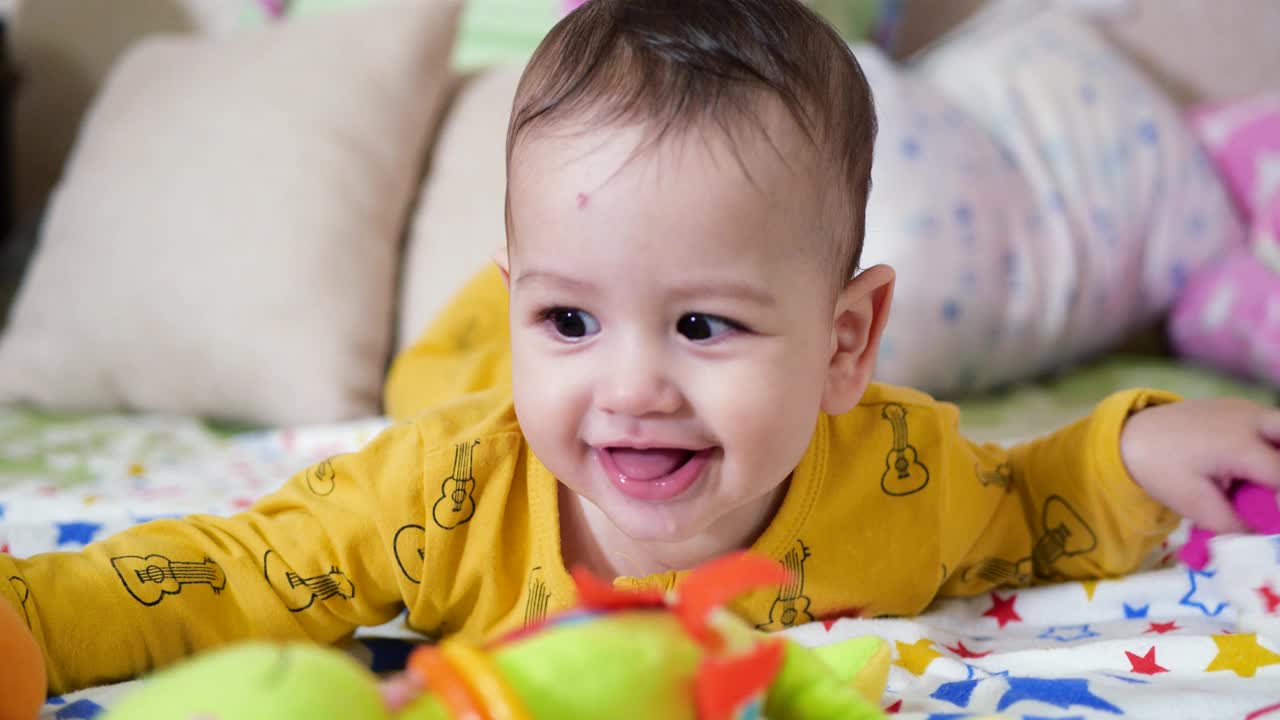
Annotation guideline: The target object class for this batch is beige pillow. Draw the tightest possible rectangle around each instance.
[0,0,461,425]
[397,64,522,351]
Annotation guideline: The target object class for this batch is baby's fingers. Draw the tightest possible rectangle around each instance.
[1255,409,1280,448]
[1216,441,1280,492]
[1178,477,1248,534]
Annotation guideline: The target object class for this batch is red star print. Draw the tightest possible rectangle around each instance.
[1257,583,1280,614]
[1144,621,1180,634]
[884,699,903,714]
[818,607,865,631]
[1246,701,1280,719]
[0,543,8,554]
[1125,646,1169,675]
[231,497,255,510]
[983,591,1022,628]
[944,640,992,659]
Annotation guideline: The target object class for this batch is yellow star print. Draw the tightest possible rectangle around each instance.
[1080,580,1099,601]
[1205,633,1280,678]
[894,638,943,676]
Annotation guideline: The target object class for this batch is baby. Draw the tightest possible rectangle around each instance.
[4,0,1280,697]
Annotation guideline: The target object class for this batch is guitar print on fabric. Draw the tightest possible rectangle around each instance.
[975,461,1012,491]
[960,495,1098,587]
[262,550,355,612]
[433,441,479,530]
[7,576,32,627]
[525,566,551,628]
[1032,495,1098,579]
[880,404,929,496]
[756,539,814,631]
[111,554,227,607]
[393,524,426,584]
[306,459,337,496]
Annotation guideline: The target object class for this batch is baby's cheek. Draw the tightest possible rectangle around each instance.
[512,361,582,452]
[712,368,820,471]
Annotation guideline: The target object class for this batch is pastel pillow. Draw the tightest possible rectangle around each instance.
[1168,94,1280,385]
[396,64,523,352]
[0,0,462,425]
[1188,94,1280,246]
[861,10,1242,394]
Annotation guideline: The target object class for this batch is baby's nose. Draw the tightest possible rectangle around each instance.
[596,347,682,417]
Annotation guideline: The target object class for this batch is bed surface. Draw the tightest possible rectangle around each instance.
[5,357,1278,718]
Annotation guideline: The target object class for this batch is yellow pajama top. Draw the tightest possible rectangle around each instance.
[0,268,1180,694]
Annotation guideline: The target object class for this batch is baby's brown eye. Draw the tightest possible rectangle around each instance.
[677,314,736,341]
[545,308,599,339]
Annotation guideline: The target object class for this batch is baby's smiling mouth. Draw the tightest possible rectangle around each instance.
[605,447,695,481]
[594,446,715,501]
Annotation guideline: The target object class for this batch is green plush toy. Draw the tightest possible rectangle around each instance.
[103,552,889,720]
[101,642,391,720]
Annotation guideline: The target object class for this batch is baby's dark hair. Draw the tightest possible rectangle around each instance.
[505,0,877,284]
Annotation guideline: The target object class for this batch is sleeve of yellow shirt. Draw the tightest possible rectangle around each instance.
[0,421,434,695]
[938,389,1183,597]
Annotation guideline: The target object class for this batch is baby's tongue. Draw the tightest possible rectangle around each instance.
[608,448,691,480]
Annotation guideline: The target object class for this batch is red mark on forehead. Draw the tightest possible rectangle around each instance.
[576,192,590,209]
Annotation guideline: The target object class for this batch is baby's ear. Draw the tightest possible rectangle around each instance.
[493,246,511,287]
[821,264,895,416]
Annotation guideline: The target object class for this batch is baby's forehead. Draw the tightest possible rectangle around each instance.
[506,112,843,287]
[509,104,832,208]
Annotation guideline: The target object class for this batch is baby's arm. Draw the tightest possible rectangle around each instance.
[0,421,428,695]
[937,390,1182,596]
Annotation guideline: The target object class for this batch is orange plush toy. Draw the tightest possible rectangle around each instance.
[0,599,45,720]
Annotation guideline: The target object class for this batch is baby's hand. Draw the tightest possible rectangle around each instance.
[1120,397,1280,533]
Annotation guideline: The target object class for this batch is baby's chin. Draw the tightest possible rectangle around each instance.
[591,489,723,545]
[592,484,780,555]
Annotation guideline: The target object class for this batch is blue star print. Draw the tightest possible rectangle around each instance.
[996,677,1121,714]
[1123,603,1149,619]
[1104,673,1150,685]
[964,664,1008,679]
[931,679,980,708]
[1180,569,1229,617]
[0,502,5,519]
[54,699,106,719]
[1271,536,1280,565]
[1038,624,1100,643]
[55,522,103,546]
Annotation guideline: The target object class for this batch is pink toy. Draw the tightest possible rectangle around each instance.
[1178,480,1280,570]
[1169,94,1280,385]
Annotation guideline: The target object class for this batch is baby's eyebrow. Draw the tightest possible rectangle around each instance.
[667,282,776,308]
[515,270,599,295]
[515,270,775,308]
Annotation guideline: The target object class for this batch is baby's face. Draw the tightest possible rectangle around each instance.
[505,114,843,545]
